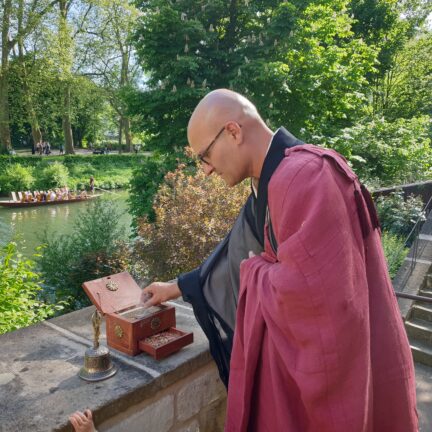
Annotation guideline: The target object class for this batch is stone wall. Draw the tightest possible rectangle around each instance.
[99,363,226,432]
[0,302,225,432]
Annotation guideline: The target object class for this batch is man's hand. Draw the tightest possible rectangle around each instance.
[241,250,256,265]
[140,281,181,308]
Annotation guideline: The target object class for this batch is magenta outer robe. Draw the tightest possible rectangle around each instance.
[225,145,418,432]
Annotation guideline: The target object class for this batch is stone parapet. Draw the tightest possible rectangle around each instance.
[0,301,226,432]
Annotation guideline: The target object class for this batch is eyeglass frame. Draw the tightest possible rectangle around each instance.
[197,123,242,165]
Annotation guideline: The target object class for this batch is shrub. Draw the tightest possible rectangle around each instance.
[321,116,432,186]
[381,231,409,279]
[375,191,425,239]
[36,162,70,189]
[134,161,250,281]
[0,164,34,194]
[128,153,178,227]
[0,241,63,334]
[38,198,131,311]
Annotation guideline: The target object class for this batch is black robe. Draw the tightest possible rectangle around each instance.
[178,128,304,387]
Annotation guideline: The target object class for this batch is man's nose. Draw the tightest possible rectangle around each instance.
[202,162,215,176]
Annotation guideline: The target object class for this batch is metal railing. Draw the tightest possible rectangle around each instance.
[391,194,432,304]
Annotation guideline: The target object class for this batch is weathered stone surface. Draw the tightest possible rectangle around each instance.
[176,367,225,422]
[101,395,174,432]
[0,301,210,432]
[415,363,432,431]
[198,398,226,432]
[173,419,200,432]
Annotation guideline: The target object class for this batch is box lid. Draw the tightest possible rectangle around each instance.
[82,272,142,315]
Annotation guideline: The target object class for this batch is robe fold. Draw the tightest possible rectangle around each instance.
[225,145,418,432]
[178,128,302,387]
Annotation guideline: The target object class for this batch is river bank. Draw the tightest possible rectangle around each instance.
[0,153,148,195]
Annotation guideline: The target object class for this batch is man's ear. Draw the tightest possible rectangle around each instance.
[225,121,242,144]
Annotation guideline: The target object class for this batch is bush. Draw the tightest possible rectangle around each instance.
[128,153,178,227]
[36,162,70,189]
[38,198,131,311]
[0,241,63,334]
[381,231,409,279]
[376,191,425,239]
[134,161,250,280]
[321,116,432,186]
[0,164,35,194]
[0,154,148,195]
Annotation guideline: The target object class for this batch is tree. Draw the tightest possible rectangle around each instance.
[57,0,75,154]
[0,0,14,153]
[79,0,141,152]
[130,0,376,152]
[384,32,432,120]
[0,0,61,153]
[348,0,432,114]
[16,0,43,148]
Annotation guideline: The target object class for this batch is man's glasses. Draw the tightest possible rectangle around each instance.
[197,124,242,165]
[197,126,226,165]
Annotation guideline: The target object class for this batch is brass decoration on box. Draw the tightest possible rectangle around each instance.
[79,309,117,382]
[106,280,119,291]
[150,317,161,330]
[114,324,124,339]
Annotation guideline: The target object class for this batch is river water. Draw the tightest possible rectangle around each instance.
[0,190,132,257]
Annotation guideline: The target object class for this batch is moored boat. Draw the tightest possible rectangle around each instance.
[0,194,102,208]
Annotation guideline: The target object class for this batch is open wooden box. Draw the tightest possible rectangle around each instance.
[82,272,193,358]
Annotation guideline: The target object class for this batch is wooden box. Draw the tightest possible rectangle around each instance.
[82,272,176,356]
[139,328,194,360]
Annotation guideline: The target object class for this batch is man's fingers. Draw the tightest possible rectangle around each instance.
[84,409,92,420]
[143,296,159,308]
[141,291,153,304]
[142,285,152,293]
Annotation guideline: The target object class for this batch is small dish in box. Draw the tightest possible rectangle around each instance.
[138,328,193,360]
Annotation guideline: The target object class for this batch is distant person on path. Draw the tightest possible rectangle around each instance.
[89,176,95,192]
[59,143,64,154]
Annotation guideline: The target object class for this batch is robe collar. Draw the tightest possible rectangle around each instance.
[255,127,304,246]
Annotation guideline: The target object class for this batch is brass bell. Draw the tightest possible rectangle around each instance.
[79,310,117,382]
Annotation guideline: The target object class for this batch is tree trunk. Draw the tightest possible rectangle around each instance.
[123,117,132,152]
[118,118,123,154]
[59,0,74,155]
[0,0,13,154]
[0,74,11,154]
[17,0,43,150]
[63,85,75,154]
[30,114,43,145]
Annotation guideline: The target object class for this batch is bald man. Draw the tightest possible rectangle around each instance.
[143,89,417,431]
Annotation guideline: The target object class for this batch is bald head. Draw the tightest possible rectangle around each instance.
[188,89,261,140]
[187,89,273,185]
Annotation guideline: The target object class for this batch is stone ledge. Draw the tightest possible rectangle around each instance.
[0,301,215,432]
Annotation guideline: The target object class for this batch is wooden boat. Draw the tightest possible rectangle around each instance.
[0,194,102,208]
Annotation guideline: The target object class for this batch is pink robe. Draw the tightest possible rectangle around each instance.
[225,145,418,432]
